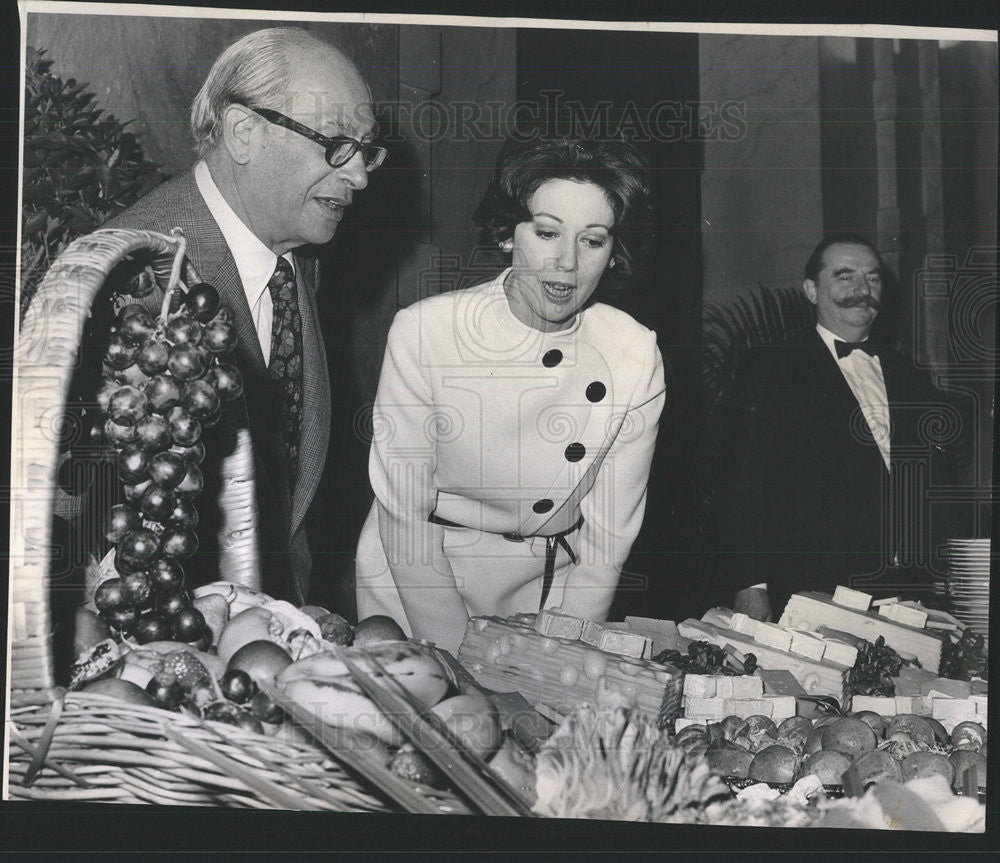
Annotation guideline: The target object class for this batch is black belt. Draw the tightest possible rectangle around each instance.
[427,512,583,611]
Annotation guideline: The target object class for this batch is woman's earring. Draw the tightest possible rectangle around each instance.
[608,258,616,269]
[499,240,513,253]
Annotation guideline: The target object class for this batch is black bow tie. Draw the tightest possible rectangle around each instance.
[835,339,879,359]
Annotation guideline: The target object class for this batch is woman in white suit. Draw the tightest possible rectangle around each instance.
[355,137,666,653]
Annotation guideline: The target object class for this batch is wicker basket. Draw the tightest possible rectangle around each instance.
[5,228,468,813]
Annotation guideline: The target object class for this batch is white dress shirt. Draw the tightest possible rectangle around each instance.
[194,160,293,366]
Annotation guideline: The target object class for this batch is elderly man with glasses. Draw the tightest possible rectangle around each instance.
[98,27,386,604]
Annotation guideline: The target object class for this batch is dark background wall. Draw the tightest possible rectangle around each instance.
[22,12,997,622]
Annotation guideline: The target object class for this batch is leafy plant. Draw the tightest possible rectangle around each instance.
[20,46,165,318]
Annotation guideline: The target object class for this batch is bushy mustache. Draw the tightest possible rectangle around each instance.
[835,294,881,311]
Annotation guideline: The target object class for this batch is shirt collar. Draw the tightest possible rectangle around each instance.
[194,160,293,307]
[816,322,870,362]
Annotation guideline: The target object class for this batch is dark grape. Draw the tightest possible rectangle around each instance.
[172,606,207,642]
[108,385,149,426]
[135,414,172,452]
[168,344,210,381]
[249,691,284,724]
[95,577,128,613]
[121,571,153,607]
[136,339,170,376]
[104,503,140,543]
[165,316,203,347]
[213,304,236,325]
[104,417,138,447]
[209,363,243,401]
[182,379,221,420]
[120,309,156,341]
[116,527,161,572]
[174,463,204,499]
[104,332,139,370]
[167,406,202,446]
[147,557,184,592]
[106,606,139,632]
[201,409,222,428]
[96,379,119,413]
[139,483,177,521]
[146,677,185,708]
[155,589,189,618]
[221,670,256,704]
[160,526,198,559]
[134,612,173,644]
[185,282,221,322]
[201,318,236,354]
[132,269,156,299]
[145,374,182,414]
[168,497,199,530]
[171,442,205,465]
[119,443,151,483]
[122,479,152,504]
[148,450,188,488]
[117,303,147,322]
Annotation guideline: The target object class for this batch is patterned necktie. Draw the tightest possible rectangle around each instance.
[267,257,303,482]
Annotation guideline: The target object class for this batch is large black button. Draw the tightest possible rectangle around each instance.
[542,349,563,368]
[565,442,586,462]
[533,499,554,514]
[586,381,606,402]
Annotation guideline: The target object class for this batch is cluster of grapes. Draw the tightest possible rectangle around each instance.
[652,641,758,676]
[94,281,243,647]
[843,635,904,698]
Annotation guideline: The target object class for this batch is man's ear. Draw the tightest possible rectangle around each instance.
[220,104,257,165]
[802,278,818,305]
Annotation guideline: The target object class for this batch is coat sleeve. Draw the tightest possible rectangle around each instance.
[368,306,471,650]
[558,331,666,622]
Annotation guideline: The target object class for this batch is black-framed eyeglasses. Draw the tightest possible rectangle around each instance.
[248,106,387,171]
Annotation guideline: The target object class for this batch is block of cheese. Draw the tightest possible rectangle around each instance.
[821,639,858,668]
[920,678,972,700]
[910,695,934,716]
[684,696,728,719]
[534,608,584,641]
[832,586,873,611]
[723,698,773,718]
[893,665,940,696]
[768,696,797,721]
[895,696,915,714]
[677,618,847,700]
[701,607,735,630]
[789,631,826,662]
[971,695,988,715]
[850,695,897,716]
[459,616,683,723]
[931,698,979,720]
[683,674,718,698]
[729,613,760,637]
[623,617,688,657]
[753,623,793,653]
[721,675,765,699]
[674,717,708,732]
[872,596,902,607]
[598,627,653,660]
[579,619,605,647]
[779,592,944,673]
[756,669,807,697]
[878,603,928,629]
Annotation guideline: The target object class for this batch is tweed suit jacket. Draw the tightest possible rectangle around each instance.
[101,169,331,602]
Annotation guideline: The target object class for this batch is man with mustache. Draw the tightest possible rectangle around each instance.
[716,234,959,621]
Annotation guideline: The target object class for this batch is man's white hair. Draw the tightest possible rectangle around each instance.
[190,27,337,157]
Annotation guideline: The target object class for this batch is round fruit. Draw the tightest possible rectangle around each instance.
[146,677,186,709]
[429,692,502,759]
[886,714,935,749]
[149,450,188,489]
[226,640,293,687]
[120,309,156,341]
[133,612,173,644]
[136,338,170,376]
[202,318,237,354]
[121,571,152,607]
[168,344,210,381]
[118,443,151,483]
[316,612,354,646]
[209,363,243,401]
[104,332,139,370]
[172,606,208,642]
[776,715,813,741]
[391,743,445,788]
[155,589,190,619]
[233,711,265,735]
[719,714,745,743]
[135,414,172,452]
[216,608,278,664]
[249,691,284,724]
[122,479,152,504]
[96,378,119,413]
[798,750,851,785]
[145,374,182,414]
[352,615,407,646]
[139,484,177,521]
[902,751,955,784]
[221,669,257,704]
[734,715,779,753]
[84,677,157,706]
[950,721,986,752]
[804,726,826,755]
[94,577,128,613]
[950,750,987,790]
[852,710,887,739]
[146,557,184,592]
[164,316,203,347]
[182,379,221,420]
[705,747,754,779]
[116,527,161,572]
[171,442,205,465]
[167,406,201,447]
[108,385,149,426]
[852,748,902,787]
[748,745,799,784]
[925,717,951,747]
[104,417,138,447]
[168,497,199,530]
[821,717,877,758]
[104,503,139,543]
[174,464,204,498]
[106,606,139,631]
[185,282,221,322]
[213,304,236,325]
[160,526,198,559]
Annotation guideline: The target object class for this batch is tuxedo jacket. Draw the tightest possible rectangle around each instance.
[95,170,331,603]
[715,329,960,614]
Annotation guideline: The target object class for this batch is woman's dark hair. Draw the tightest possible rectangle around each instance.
[473,137,653,292]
